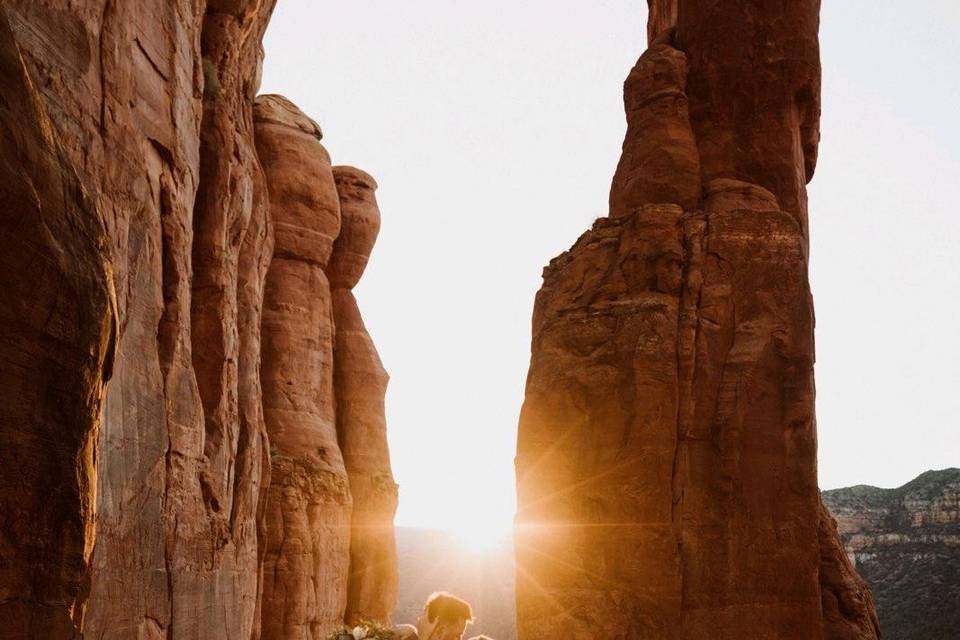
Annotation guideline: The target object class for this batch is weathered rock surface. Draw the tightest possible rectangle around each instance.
[823,469,960,640]
[0,1,279,637]
[0,9,115,635]
[330,167,400,625]
[515,2,879,639]
[0,3,397,639]
[256,94,352,640]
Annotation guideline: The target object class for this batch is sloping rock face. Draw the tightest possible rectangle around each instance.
[823,469,960,640]
[330,167,400,625]
[0,4,397,639]
[514,2,879,639]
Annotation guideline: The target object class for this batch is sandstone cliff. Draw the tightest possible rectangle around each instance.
[256,94,353,639]
[0,3,396,638]
[823,469,960,640]
[515,2,880,639]
[330,167,400,627]
[0,8,116,635]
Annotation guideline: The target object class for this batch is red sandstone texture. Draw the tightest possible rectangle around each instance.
[515,2,880,639]
[0,9,115,635]
[256,94,352,638]
[0,3,396,638]
[330,166,400,626]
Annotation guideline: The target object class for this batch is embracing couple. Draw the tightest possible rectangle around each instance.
[335,592,494,640]
[393,592,493,640]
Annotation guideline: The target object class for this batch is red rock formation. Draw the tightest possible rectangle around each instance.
[818,502,882,640]
[256,94,353,640]
[0,3,396,639]
[0,9,115,635]
[0,1,278,637]
[189,4,278,637]
[514,2,879,639]
[330,167,400,625]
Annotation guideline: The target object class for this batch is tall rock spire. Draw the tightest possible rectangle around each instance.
[256,94,353,640]
[514,2,880,638]
[329,166,400,626]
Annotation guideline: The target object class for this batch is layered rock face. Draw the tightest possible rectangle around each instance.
[515,2,879,639]
[823,469,960,640]
[0,3,396,639]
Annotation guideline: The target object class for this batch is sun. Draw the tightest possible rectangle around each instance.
[393,450,517,553]
[446,520,511,554]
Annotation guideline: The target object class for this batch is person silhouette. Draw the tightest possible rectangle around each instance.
[394,592,494,640]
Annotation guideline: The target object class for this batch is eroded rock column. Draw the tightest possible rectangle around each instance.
[256,95,352,640]
[514,2,879,639]
[330,167,400,625]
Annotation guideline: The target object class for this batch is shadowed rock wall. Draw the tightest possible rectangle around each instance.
[514,2,880,639]
[0,3,396,638]
[0,8,116,635]
[2,1,278,636]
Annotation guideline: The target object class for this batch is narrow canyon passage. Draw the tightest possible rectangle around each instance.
[0,1,908,640]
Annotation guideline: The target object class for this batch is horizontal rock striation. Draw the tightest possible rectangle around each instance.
[0,3,397,638]
[823,469,960,640]
[514,2,879,639]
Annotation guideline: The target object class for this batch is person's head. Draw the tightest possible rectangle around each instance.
[416,592,473,640]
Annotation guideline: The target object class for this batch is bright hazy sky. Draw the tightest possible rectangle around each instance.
[261,1,960,533]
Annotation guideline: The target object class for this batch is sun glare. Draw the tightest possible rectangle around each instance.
[447,520,511,554]
[394,442,517,554]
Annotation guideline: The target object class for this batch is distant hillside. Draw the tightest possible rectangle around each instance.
[822,468,960,640]
[395,528,516,640]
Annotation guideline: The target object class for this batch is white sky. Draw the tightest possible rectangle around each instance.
[261,1,960,532]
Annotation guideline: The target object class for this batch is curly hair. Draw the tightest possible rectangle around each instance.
[424,592,474,626]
